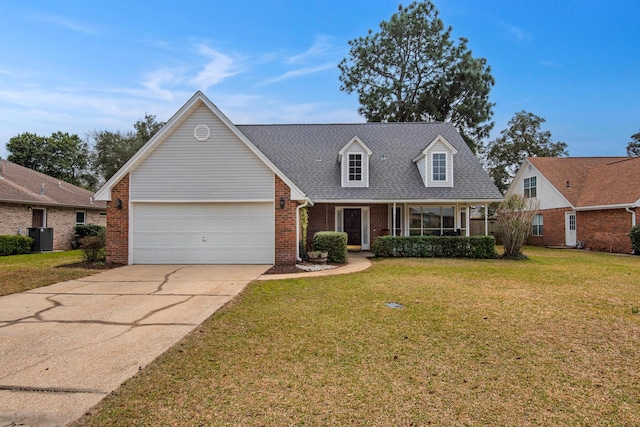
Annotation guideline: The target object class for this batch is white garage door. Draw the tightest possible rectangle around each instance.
[132,202,274,264]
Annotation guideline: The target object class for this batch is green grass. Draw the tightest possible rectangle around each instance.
[76,247,640,426]
[0,250,99,296]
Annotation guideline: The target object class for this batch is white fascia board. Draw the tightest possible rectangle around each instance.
[338,136,373,158]
[574,203,636,211]
[94,91,307,202]
[311,198,504,204]
[129,199,276,203]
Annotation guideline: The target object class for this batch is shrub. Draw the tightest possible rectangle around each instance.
[79,235,106,263]
[74,224,106,239]
[372,235,497,259]
[0,235,34,256]
[313,231,348,263]
[630,225,640,255]
[496,194,540,260]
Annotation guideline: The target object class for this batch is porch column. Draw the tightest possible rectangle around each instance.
[484,202,489,236]
[392,202,396,236]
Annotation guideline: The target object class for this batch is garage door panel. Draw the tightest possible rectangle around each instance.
[133,202,274,264]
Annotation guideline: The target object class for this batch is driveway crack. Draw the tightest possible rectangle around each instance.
[151,266,189,294]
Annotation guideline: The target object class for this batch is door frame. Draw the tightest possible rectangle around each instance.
[565,211,577,247]
[335,206,370,250]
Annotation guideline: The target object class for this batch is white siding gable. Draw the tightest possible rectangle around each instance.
[131,104,274,201]
[413,135,457,188]
[507,161,572,210]
[338,137,372,188]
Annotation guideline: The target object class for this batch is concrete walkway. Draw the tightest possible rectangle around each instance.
[256,251,373,280]
[0,264,270,427]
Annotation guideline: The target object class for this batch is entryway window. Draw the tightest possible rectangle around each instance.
[524,176,537,198]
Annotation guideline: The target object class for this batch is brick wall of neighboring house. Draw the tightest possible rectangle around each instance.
[106,174,130,264]
[275,175,297,265]
[577,208,635,254]
[526,207,571,247]
[0,202,105,250]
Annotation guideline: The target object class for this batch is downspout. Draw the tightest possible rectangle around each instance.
[626,207,637,227]
[296,199,311,262]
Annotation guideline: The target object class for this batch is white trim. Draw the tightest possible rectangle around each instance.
[94,91,306,202]
[129,199,275,204]
[574,203,636,211]
[337,136,373,157]
[313,198,503,204]
[411,135,458,163]
[75,210,86,225]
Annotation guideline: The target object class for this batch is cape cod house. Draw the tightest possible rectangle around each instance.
[507,157,640,253]
[94,92,503,265]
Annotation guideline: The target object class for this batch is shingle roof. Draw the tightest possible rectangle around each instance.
[0,159,106,209]
[237,123,502,202]
[528,156,640,207]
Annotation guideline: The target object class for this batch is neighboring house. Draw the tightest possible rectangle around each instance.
[0,159,106,250]
[507,157,640,253]
[94,91,503,265]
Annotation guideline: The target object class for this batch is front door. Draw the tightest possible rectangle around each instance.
[32,209,45,227]
[565,212,577,246]
[343,208,362,246]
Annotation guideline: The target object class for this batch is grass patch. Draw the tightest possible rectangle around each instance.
[76,247,640,426]
[0,250,100,296]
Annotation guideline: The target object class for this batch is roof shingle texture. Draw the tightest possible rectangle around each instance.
[237,123,502,201]
[0,159,105,209]
[528,157,640,207]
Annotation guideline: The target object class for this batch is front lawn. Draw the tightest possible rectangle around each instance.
[0,250,100,296]
[77,247,640,426]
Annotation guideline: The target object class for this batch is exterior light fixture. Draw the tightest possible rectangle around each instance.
[116,198,123,210]
[280,197,286,209]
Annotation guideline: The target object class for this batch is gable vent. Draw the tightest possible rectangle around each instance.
[194,124,210,141]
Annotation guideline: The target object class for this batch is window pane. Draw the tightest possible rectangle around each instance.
[432,153,446,181]
[422,208,440,229]
[410,207,422,228]
[442,207,454,228]
[76,211,85,224]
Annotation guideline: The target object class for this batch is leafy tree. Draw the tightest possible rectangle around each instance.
[484,111,568,193]
[338,1,495,152]
[627,130,640,157]
[7,131,96,189]
[90,114,164,183]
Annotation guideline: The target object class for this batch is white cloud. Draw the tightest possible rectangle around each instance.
[500,22,533,42]
[189,44,241,90]
[31,15,99,36]
[288,35,335,64]
[257,62,336,87]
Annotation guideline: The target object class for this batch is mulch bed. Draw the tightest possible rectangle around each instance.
[263,262,342,275]
[56,262,124,270]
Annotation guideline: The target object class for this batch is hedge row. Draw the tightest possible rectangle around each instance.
[372,235,498,259]
[313,231,348,263]
[0,235,34,256]
[74,224,106,239]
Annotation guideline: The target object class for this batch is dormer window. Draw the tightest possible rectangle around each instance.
[349,154,362,182]
[432,153,447,181]
[339,136,372,188]
[413,135,457,188]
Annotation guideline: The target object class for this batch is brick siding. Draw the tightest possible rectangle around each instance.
[0,202,105,250]
[307,202,390,247]
[526,207,636,254]
[577,208,635,254]
[106,174,130,264]
[275,175,297,265]
[526,207,571,247]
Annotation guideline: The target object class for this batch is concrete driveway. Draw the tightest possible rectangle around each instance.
[0,264,270,427]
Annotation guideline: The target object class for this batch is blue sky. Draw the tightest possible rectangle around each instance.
[1,1,638,159]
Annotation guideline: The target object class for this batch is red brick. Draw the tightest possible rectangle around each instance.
[106,174,129,264]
